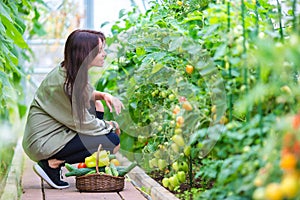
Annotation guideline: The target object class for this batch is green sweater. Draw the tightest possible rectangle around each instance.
[22,66,112,162]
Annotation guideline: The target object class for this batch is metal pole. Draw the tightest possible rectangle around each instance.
[85,0,94,29]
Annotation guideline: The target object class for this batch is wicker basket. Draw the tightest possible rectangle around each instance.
[75,145,125,192]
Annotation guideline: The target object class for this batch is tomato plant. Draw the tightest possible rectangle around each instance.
[98,0,300,199]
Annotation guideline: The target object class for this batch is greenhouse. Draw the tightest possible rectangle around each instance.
[1,0,300,199]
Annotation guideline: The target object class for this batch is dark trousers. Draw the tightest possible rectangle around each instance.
[50,110,120,164]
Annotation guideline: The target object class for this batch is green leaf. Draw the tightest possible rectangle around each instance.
[1,15,28,48]
[100,21,110,28]
[119,9,127,19]
[213,44,227,60]
[151,63,164,74]
[18,104,27,118]
[136,47,146,56]
[0,2,13,22]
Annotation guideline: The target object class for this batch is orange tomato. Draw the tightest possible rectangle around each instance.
[185,65,194,74]
[281,147,291,157]
[292,113,300,129]
[293,141,300,155]
[173,105,180,114]
[176,116,184,125]
[283,133,295,147]
[280,153,297,171]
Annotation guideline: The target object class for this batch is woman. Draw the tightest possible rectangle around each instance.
[22,29,124,189]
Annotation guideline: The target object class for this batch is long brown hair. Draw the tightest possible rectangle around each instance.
[61,29,105,126]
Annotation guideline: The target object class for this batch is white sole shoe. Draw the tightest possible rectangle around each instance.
[33,163,70,189]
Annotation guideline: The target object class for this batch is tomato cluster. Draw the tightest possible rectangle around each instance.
[146,96,196,191]
[253,114,300,200]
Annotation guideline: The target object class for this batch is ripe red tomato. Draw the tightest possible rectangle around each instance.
[77,162,87,168]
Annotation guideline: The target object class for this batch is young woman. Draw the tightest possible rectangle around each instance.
[22,29,124,189]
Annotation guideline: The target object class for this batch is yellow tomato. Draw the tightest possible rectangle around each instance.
[211,105,216,113]
[280,174,299,198]
[110,159,120,166]
[220,116,228,124]
[176,1,183,6]
[265,183,283,200]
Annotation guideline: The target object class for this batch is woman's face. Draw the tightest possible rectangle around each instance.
[89,39,106,68]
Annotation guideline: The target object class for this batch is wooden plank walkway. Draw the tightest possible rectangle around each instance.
[21,156,148,200]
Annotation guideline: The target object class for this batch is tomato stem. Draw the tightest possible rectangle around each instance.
[276,0,284,41]
[188,153,193,188]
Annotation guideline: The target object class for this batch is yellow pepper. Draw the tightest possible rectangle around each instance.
[85,150,110,168]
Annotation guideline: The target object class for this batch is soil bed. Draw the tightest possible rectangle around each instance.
[148,170,214,199]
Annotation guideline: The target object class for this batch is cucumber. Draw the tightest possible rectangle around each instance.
[65,163,77,172]
[118,162,137,177]
[109,154,116,160]
[65,166,105,177]
[65,168,94,177]
[105,166,113,175]
[110,163,119,176]
[85,170,96,175]
[116,166,127,171]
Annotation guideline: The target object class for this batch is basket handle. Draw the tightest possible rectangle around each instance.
[95,144,102,174]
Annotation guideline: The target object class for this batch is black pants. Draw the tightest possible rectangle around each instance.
[50,110,120,164]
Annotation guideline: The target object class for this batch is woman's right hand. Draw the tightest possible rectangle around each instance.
[108,121,121,136]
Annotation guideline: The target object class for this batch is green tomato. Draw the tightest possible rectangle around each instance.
[154,150,161,158]
[168,184,174,191]
[172,135,185,147]
[149,114,155,122]
[169,175,180,187]
[183,146,191,157]
[157,126,163,131]
[162,177,169,188]
[174,128,182,135]
[149,158,158,168]
[158,159,167,171]
[160,91,167,98]
[138,135,147,143]
[172,161,179,171]
[171,143,180,153]
[177,171,186,183]
[179,161,188,172]
[168,94,176,101]
[252,187,265,200]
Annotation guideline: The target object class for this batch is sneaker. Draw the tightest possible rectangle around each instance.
[33,160,69,189]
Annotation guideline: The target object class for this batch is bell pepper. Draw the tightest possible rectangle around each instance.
[85,150,110,168]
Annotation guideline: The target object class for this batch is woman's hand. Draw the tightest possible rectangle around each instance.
[107,121,121,135]
[93,91,124,115]
[102,93,124,115]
